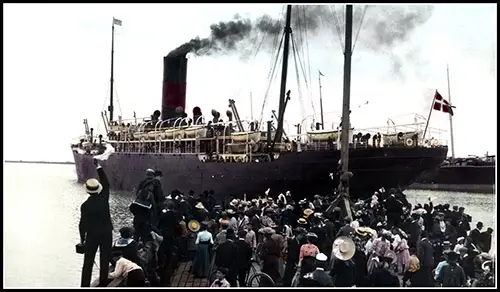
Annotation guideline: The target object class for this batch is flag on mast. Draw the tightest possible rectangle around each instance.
[432,90,455,116]
[113,18,122,26]
[319,70,324,76]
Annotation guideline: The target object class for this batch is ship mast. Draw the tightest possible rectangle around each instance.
[273,5,292,146]
[109,18,121,122]
[339,5,353,175]
[446,64,455,159]
[339,5,354,220]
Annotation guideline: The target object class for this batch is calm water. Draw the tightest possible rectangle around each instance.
[3,163,497,287]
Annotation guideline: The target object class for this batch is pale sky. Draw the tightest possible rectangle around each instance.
[3,3,497,162]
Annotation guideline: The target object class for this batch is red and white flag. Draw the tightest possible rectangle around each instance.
[433,91,455,116]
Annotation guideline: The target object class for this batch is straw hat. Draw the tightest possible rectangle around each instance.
[84,178,103,195]
[188,220,200,232]
[332,236,356,261]
[230,199,238,206]
[304,208,314,217]
[227,208,236,215]
[195,202,205,209]
[297,218,307,225]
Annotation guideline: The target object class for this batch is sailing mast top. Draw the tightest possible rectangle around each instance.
[273,5,292,147]
[109,17,122,122]
[340,5,353,173]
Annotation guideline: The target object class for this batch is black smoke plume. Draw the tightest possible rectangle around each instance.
[167,4,435,77]
[167,5,332,58]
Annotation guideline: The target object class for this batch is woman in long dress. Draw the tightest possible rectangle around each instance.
[193,222,213,278]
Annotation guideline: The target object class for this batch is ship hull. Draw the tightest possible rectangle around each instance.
[73,147,448,200]
[411,165,496,193]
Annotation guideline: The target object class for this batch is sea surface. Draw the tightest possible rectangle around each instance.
[3,163,497,287]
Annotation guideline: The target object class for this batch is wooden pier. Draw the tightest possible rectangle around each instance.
[169,261,209,287]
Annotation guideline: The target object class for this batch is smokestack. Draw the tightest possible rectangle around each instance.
[162,55,188,121]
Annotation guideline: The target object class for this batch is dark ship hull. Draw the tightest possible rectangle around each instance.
[411,164,496,193]
[73,146,448,200]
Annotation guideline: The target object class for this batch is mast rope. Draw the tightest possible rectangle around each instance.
[329,5,345,52]
[291,35,306,120]
[301,6,316,119]
[352,5,368,53]
[114,81,123,118]
[258,32,284,126]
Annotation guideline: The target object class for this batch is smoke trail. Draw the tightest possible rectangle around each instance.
[354,5,435,78]
[167,5,332,58]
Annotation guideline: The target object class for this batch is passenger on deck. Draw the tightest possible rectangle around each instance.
[109,253,146,287]
[79,159,113,287]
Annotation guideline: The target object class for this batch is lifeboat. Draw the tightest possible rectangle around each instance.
[231,131,261,143]
[307,129,340,142]
[184,125,208,138]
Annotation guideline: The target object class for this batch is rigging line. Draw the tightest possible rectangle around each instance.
[265,8,285,84]
[113,81,123,117]
[258,33,284,124]
[352,5,368,53]
[235,30,268,98]
[302,6,315,117]
[266,6,285,79]
[293,34,312,111]
[329,5,345,52]
[259,48,283,126]
[291,35,306,120]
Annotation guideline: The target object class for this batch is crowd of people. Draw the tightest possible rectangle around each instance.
[78,163,496,288]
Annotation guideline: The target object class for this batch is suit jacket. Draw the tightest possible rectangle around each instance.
[79,167,112,242]
[215,240,239,272]
[418,238,434,267]
[236,239,253,271]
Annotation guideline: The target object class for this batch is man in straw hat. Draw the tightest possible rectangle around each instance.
[79,159,113,287]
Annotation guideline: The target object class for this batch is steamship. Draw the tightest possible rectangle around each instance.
[71,6,448,200]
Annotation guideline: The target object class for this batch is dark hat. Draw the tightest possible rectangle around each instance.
[452,206,458,210]
[154,170,163,177]
[445,250,459,261]
[119,227,135,239]
[218,267,229,275]
[226,228,235,238]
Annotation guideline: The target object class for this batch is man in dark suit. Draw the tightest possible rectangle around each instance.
[418,230,434,287]
[215,228,239,287]
[79,159,113,287]
[469,222,483,250]
[236,230,253,287]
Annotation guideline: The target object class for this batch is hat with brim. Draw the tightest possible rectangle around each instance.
[195,202,205,209]
[230,199,238,206]
[297,218,307,225]
[260,227,275,235]
[332,236,356,261]
[188,220,200,232]
[304,209,314,217]
[85,178,103,195]
[482,260,492,271]
[227,208,236,215]
[316,253,328,262]
[445,251,459,261]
